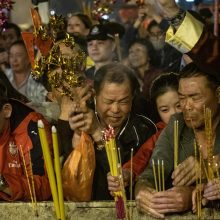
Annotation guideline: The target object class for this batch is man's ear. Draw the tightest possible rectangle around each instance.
[2,103,12,118]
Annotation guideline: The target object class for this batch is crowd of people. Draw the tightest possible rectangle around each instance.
[0,0,219,218]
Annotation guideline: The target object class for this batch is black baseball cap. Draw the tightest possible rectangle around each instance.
[87,24,114,42]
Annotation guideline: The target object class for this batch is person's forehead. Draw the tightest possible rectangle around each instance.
[9,44,26,53]
[179,76,211,92]
[100,81,131,93]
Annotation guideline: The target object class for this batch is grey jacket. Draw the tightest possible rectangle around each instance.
[138,112,220,189]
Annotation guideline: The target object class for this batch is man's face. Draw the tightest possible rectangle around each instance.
[148,25,165,50]
[178,76,220,130]
[96,80,133,132]
[87,39,115,63]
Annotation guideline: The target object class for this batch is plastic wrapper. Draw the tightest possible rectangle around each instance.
[62,132,95,201]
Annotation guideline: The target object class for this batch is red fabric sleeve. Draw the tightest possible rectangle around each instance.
[0,114,52,201]
[123,130,162,177]
[0,173,51,201]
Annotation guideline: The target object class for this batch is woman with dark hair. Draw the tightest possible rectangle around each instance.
[68,63,157,200]
[127,38,163,101]
[5,40,47,104]
[67,12,92,37]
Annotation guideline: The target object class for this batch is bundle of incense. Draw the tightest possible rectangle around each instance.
[191,120,209,182]
[204,107,214,180]
[38,120,61,220]
[173,120,179,169]
[104,125,127,220]
[152,159,165,192]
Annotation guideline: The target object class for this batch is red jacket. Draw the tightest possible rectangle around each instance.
[0,100,52,201]
[123,121,166,178]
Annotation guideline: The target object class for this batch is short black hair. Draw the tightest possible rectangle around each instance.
[3,22,21,39]
[147,20,160,33]
[94,63,139,96]
[9,40,26,51]
[150,72,179,103]
[0,79,9,110]
[179,62,220,90]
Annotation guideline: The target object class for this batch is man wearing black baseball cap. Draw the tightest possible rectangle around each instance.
[86,24,116,82]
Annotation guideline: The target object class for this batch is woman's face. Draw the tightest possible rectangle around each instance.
[128,43,149,69]
[67,16,89,36]
[156,90,182,124]
[9,44,30,73]
[96,80,133,132]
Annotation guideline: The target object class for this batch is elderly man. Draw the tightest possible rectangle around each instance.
[0,80,51,201]
[69,63,157,200]
[135,62,220,218]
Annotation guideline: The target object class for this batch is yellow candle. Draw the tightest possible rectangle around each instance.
[52,126,65,220]
[38,120,61,219]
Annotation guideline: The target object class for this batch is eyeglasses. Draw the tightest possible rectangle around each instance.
[149,31,165,38]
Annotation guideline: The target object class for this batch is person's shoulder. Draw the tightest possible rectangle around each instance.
[131,113,157,132]
[85,66,95,80]
[9,99,37,131]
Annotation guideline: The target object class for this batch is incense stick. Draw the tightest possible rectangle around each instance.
[161,160,165,191]
[152,159,158,192]
[20,145,34,209]
[157,159,161,192]
[28,147,38,216]
[129,148,133,220]
[174,120,179,169]
[204,107,214,180]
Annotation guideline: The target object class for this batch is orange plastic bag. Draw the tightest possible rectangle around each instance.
[62,132,95,201]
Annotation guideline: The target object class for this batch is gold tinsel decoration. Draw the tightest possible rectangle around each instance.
[31,13,87,100]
